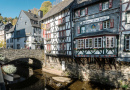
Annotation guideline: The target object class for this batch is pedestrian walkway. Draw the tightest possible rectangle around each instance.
[42,67,63,76]
[42,67,71,83]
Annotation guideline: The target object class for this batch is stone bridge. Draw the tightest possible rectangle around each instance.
[0,49,44,63]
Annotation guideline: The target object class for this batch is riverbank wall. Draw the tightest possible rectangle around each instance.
[44,56,130,88]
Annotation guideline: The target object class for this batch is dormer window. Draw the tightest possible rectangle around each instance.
[102,1,109,10]
[80,9,85,16]
[75,11,78,18]
[103,20,110,29]
[80,26,86,34]
[126,11,130,24]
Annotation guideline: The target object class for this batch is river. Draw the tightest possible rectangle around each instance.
[5,61,116,90]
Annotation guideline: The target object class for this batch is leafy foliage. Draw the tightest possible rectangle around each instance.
[0,13,17,25]
[0,40,6,48]
[31,8,39,15]
[40,1,52,16]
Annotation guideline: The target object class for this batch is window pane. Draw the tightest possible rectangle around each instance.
[126,40,129,50]
[89,39,92,47]
[81,40,84,49]
[107,21,109,28]
[104,21,107,28]
[81,9,85,16]
[111,38,114,47]
[98,38,102,47]
[81,26,85,33]
[126,36,129,39]
[95,38,97,47]
[86,39,88,47]
[127,13,130,23]
[107,38,109,48]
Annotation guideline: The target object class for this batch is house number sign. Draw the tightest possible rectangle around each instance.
[80,16,110,25]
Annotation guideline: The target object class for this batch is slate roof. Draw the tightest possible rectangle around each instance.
[72,0,100,10]
[23,10,41,21]
[23,10,41,28]
[74,30,119,39]
[41,0,74,20]
[6,26,15,33]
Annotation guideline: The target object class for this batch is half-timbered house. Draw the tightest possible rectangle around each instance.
[41,0,74,70]
[119,0,130,62]
[73,0,120,61]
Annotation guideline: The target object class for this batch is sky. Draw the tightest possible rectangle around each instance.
[0,0,54,18]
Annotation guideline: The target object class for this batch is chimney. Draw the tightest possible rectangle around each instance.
[38,10,43,18]
[28,10,31,13]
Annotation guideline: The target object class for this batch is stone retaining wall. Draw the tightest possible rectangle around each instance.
[45,56,130,88]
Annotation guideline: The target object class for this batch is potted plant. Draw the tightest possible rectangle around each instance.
[2,64,17,81]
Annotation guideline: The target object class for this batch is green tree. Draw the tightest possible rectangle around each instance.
[12,18,17,25]
[15,16,18,19]
[0,40,6,48]
[40,1,52,16]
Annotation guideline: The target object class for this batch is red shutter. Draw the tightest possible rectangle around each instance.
[58,19,60,25]
[47,45,48,50]
[110,19,114,28]
[78,26,80,34]
[43,29,45,38]
[100,22,103,30]
[99,3,102,11]
[109,0,113,8]
[49,44,51,50]
[78,10,80,17]
[85,7,88,15]
[59,32,60,37]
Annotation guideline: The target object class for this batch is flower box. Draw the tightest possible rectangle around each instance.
[46,50,51,53]
[46,38,51,41]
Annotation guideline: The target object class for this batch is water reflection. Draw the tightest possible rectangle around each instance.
[4,61,116,90]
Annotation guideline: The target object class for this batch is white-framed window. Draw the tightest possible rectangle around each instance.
[80,9,85,16]
[85,38,92,48]
[126,12,130,23]
[106,37,115,48]
[94,37,102,48]
[75,11,78,18]
[103,20,110,29]
[80,26,86,33]
[125,36,130,50]
[78,39,84,49]
[102,1,109,10]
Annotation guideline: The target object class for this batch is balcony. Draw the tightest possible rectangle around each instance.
[75,48,117,57]
[45,27,51,31]
[46,38,51,41]
[46,50,51,53]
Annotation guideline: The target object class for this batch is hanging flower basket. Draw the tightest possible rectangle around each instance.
[2,64,17,82]
[0,54,5,64]
[2,64,17,74]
